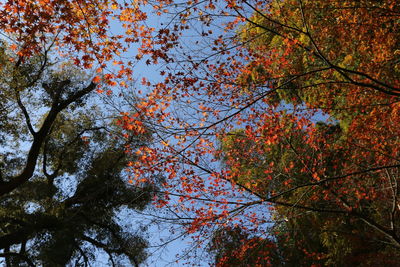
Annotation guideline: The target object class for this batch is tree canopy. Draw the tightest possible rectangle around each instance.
[0,0,399,266]
[0,42,154,266]
[119,0,400,264]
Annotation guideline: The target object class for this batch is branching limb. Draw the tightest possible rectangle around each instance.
[15,91,36,136]
[0,82,96,197]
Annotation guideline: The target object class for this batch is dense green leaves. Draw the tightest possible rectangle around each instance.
[0,44,152,266]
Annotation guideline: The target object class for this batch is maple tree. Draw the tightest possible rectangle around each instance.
[212,122,400,265]
[0,0,156,88]
[116,0,400,264]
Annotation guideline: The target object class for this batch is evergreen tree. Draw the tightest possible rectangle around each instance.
[0,43,153,266]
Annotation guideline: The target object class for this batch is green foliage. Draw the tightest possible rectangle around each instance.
[216,121,399,265]
[0,44,153,266]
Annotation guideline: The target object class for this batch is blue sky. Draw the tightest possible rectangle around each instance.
[105,4,215,266]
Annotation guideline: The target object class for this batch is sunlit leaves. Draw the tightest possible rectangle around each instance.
[5,0,399,263]
[113,0,400,262]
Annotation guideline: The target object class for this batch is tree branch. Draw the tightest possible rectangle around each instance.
[0,82,96,197]
[15,91,36,136]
